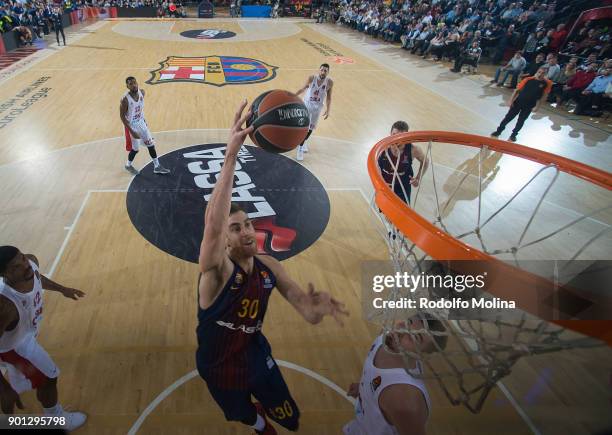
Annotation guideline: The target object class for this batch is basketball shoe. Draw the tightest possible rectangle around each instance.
[124,164,140,175]
[154,165,171,174]
[63,410,87,431]
[254,402,277,435]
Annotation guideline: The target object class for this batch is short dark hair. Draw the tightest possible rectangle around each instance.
[0,246,18,275]
[229,203,245,216]
[320,63,330,69]
[391,120,409,132]
[422,313,448,352]
[125,76,136,84]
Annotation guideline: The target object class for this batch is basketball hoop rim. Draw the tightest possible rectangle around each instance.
[368,131,612,345]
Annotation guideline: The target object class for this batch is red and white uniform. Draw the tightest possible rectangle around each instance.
[303,76,329,129]
[123,89,154,151]
[343,335,431,435]
[0,260,59,393]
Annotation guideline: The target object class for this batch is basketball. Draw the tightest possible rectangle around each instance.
[247,90,310,153]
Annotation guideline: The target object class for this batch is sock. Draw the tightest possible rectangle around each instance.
[153,158,160,168]
[251,413,265,431]
[43,403,63,416]
[126,160,133,167]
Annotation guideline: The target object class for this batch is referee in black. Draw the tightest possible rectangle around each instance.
[52,6,66,46]
[491,66,552,142]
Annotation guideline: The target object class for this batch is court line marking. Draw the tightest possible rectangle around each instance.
[126,360,355,435]
[47,189,127,278]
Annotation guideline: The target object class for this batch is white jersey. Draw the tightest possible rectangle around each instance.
[343,335,431,435]
[0,260,44,352]
[123,89,145,126]
[304,76,329,108]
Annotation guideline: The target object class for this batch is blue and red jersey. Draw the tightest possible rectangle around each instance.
[196,256,276,389]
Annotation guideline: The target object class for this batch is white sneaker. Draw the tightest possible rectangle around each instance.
[296,145,304,161]
[124,164,139,175]
[302,142,309,153]
[154,165,171,174]
[62,411,87,431]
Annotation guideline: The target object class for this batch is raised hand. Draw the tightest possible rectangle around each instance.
[227,99,254,156]
[60,287,85,300]
[306,283,349,326]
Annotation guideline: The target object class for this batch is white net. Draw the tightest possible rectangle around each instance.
[369,133,612,413]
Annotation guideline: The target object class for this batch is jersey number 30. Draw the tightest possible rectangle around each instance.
[238,298,259,319]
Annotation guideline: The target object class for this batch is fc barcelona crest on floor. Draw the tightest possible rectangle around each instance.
[146,56,278,86]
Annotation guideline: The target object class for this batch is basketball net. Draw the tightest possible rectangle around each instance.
[368,132,611,413]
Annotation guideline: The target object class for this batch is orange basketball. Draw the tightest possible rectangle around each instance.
[247,90,310,153]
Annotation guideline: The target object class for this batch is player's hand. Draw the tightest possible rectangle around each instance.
[227,99,254,156]
[409,176,419,187]
[0,386,24,414]
[131,130,141,139]
[60,286,85,300]
[305,283,349,326]
[323,109,329,120]
[347,382,360,398]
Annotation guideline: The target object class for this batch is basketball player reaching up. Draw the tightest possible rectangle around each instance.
[294,63,334,161]
[196,100,349,435]
[120,77,170,175]
[344,316,447,435]
[0,246,86,431]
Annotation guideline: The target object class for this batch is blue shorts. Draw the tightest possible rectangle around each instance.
[202,352,300,431]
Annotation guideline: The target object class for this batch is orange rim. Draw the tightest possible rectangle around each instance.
[368,131,612,344]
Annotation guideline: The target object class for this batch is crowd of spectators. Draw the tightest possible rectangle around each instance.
[0,0,187,40]
[317,0,611,116]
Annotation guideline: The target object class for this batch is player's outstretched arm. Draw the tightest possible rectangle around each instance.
[295,75,313,97]
[262,256,349,325]
[379,384,428,435]
[24,254,85,300]
[199,100,253,304]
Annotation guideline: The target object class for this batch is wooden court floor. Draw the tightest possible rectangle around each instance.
[0,17,611,434]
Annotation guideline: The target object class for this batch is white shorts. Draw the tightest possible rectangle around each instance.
[305,104,323,130]
[0,334,59,393]
[125,120,154,151]
[342,419,365,434]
